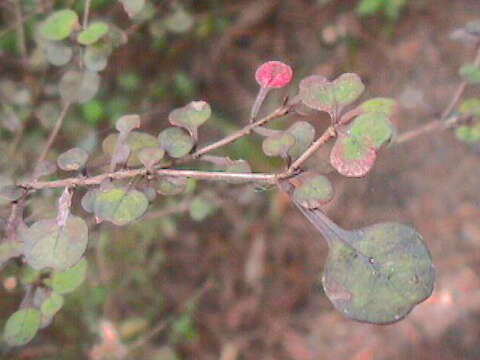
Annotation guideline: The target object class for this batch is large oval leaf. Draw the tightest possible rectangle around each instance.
[323,223,435,324]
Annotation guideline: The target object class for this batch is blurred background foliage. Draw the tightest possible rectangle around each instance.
[1,0,480,359]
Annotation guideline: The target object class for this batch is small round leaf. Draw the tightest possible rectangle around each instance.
[349,112,394,148]
[360,97,397,116]
[158,127,194,158]
[44,41,73,66]
[116,114,141,134]
[168,101,211,136]
[57,147,89,171]
[262,132,295,157]
[138,147,165,170]
[330,135,377,177]
[93,187,149,225]
[77,22,109,45]
[59,70,100,104]
[255,61,293,89]
[286,121,316,159]
[40,292,64,318]
[40,9,79,41]
[84,43,111,72]
[50,257,87,294]
[293,173,334,209]
[102,131,158,166]
[3,308,41,346]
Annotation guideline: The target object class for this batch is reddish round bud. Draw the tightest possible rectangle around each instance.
[255,61,293,89]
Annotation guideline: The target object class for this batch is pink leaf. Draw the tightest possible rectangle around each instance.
[255,61,293,89]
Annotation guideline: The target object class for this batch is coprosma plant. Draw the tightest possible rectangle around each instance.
[0,1,479,349]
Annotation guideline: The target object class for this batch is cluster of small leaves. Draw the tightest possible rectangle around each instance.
[36,8,127,103]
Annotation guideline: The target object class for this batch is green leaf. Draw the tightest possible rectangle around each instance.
[349,111,394,148]
[102,131,159,167]
[40,292,64,317]
[459,64,480,84]
[189,196,216,221]
[296,206,434,324]
[168,101,211,138]
[40,9,79,41]
[3,308,41,346]
[44,41,73,66]
[455,124,480,143]
[293,173,334,209]
[324,222,434,324]
[285,121,316,159]
[262,132,295,157]
[57,147,89,171]
[77,22,109,45]
[81,188,99,213]
[50,257,87,294]
[22,216,88,271]
[158,127,194,158]
[359,97,397,116]
[459,98,480,117]
[93,187,149,225]
[84,43,112,72]
[330,135,377,177]
[116,114,140,134]
[299,73,365,114]
[59,70,100,104]
[119,0,146,18]
[137,147,165,170]
[156,176,187,196]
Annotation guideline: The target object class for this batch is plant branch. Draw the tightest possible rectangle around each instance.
[13,0,26,59]
[36,101,71,167]
[186,103,292,161]
[83,0,92,29]
[394,44,480,145]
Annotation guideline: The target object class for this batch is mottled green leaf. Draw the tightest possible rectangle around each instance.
[59,70,100,104]
[293,173,334,209]
[57,147,88,171]
[262,132,295,157]
[50,257,87,294]
[156,176,187,196]
[77,22,109,45]
[22,216,88,271]
[40,9,79,41]
[459,64,480,84]
[168,101,211,138]
[330,135,377,177]
[158,127,194,158]
[296,206,434,324]
[102,131,158,166]
[94,187,148,225]
[3,308,41,346]
[40,292,64,317]
[299,73,365,114]
[138,147,165,170]
[285,121,316,159]
[349,112,394,148]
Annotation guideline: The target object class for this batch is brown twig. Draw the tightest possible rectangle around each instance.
[13,0,27,60]
[83,0,92,29]
[395,44,480,145]
[35,101,71,167]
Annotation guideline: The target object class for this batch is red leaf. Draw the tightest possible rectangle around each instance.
[255,61,293,88]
